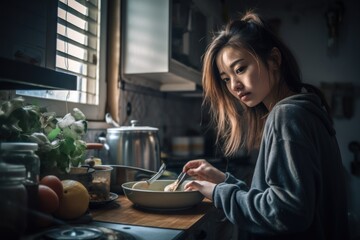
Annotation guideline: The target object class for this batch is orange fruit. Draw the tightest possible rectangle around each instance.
[53,180,89,220]
[40,175,64,199]
[38,185,59,214]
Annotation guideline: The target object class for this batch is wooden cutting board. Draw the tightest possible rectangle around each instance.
[90,195,216,230]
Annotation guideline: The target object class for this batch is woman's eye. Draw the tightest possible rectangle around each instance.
[235,66,246,74]
[222,78,230,83]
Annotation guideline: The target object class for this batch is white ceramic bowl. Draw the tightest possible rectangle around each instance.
[122,180,204,210]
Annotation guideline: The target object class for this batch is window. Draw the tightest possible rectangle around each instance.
[16,0,107,120]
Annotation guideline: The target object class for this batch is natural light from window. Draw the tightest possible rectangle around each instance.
[17,0,101,105]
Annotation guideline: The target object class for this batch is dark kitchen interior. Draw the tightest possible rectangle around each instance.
[0,0,359,239]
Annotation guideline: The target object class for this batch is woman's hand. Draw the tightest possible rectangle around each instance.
[184,180,216,200]
[183,159,226,184]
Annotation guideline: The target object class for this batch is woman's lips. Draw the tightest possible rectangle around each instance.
[237,92,250,101]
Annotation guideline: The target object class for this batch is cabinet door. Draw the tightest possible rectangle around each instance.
[121,0,204,91]
[172,0,207,71]
[122,0,170,74]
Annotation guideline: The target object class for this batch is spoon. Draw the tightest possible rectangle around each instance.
[164,172,188,192]
[132,163,166,189]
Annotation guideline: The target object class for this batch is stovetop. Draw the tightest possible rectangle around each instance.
[91,221,184,240]
[23,221,185,240]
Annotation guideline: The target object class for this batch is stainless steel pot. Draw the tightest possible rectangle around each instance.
[105,120,161,171]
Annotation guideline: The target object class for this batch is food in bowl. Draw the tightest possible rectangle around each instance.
[122,180,204,210]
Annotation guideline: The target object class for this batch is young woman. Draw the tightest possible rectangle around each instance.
[183,11,349,240]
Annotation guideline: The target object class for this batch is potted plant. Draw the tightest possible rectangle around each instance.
[0,97,88,175]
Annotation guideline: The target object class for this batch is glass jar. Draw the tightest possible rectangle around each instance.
[0,142,40,232]
[0,161,27,238]
[0,142,40,184]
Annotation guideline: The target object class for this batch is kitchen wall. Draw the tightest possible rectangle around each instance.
[117,87,204,153]
[85,88,206,158]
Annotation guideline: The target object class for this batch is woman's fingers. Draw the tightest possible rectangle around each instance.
[183,159,225,183]
[184,180,216,200]
[183,159,206,172]
[184,180,198,191]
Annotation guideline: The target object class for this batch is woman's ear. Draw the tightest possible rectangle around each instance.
[269,47,281,70]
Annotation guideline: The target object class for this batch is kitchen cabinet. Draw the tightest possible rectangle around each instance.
[0,57,77,90]
[0,1,77,90]
[121,0,208,91]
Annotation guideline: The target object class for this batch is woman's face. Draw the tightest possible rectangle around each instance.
[216,46,276,109]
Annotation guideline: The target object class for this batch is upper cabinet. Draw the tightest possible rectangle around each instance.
[0,1,77,90]
[121,0,208,91]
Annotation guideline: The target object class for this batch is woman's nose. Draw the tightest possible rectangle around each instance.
[230,77,243,92]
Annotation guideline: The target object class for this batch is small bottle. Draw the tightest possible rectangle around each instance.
[0,142,40,232]
[0,161,27,238]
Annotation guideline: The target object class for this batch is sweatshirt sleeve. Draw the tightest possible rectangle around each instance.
[224,172,250,190]
[213,107,319,235]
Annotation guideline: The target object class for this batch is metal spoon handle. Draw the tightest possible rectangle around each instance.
[146,163,166,184]
[172,172,188,191]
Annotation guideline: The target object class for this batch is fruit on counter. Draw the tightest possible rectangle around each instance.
[40,175,64,199]
[35,176,62,229]
[54,180,89,220]
[38,185,60,214]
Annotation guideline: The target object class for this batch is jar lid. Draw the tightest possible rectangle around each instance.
[0,142,38,151]
[0,162,26,181]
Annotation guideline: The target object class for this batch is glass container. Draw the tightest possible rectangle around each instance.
[0,161,27,238]
[0,142,40,232]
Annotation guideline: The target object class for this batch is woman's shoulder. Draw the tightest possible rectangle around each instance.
[273,93,325,114]
[270,93,319,117]
[267,93,335,136]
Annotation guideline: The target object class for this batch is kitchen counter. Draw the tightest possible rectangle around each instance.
[91,195,214,229]
[90,195,226,239]
[22,195,232,240]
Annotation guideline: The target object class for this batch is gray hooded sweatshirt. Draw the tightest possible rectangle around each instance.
[213,93,348,240]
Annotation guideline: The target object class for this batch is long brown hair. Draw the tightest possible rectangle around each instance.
[202,11,330,156]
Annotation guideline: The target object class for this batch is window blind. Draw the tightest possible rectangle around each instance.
[55,0,101,104]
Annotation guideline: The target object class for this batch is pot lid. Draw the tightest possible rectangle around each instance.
[107,120,158,132]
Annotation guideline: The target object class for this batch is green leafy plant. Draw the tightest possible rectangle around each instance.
[0,97,88,173]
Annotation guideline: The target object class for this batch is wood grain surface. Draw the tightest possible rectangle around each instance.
[90,195,216,231]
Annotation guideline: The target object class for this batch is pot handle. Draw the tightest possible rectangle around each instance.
[98,136,110,151]
[86,143,103,150]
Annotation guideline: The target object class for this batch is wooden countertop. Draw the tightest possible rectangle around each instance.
[90,195,216,231]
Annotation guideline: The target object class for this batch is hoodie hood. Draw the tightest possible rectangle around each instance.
[275,93,336,136]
